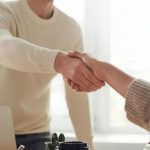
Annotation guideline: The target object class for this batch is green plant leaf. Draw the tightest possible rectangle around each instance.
[54,141,59,147]
[48,143,55,150]
[59,133,65,142]
[52,133,58,144]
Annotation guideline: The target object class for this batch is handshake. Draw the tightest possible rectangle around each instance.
[54,51,106,92]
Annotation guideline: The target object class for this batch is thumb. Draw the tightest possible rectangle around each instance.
[68,51,88,64]
[68,51,93,68]
[68,51,83,58]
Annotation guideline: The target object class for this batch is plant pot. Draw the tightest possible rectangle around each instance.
[59,141,89,150]
[45,142,58,150]
[45,142,50,150]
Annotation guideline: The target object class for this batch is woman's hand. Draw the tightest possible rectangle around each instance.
[68,51,105,92]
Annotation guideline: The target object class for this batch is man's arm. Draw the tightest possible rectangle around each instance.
[55,52,103,92]
[64,79,94,150]
[0,6,102,91]
[63,32,94,149]
[0,17,103,90]
[0,30,102,91]
[0,29,59,73]
[0,3,59,73]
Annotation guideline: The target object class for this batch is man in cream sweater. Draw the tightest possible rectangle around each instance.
[0,0,103,149]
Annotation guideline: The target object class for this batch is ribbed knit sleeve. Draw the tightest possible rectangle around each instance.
[125,79,150,131]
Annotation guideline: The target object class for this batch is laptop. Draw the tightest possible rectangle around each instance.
[0,106,17,150]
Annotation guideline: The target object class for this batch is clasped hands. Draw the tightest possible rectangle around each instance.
[55,51,105,92]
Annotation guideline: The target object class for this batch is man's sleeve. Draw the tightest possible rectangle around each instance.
[125,79,150,131]
[0,2,59,73]
[0,1,16,31]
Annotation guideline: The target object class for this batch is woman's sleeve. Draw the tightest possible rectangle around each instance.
[125,79,150,131]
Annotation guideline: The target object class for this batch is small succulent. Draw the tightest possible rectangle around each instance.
[46,133,65,150]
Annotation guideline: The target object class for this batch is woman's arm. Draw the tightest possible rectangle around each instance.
[93,61,134,97]
[69,51,150,132]
[68,51,134,97]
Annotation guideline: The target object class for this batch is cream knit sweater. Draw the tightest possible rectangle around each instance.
[126,79,150,132]
[1,0,148,145]
[0,0,93,146]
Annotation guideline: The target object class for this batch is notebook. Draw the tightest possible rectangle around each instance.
[0,106,17,150]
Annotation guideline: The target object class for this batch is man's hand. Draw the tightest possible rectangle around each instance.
[67,51,106,91]
[68,51,106,81]
[54,52,104,92]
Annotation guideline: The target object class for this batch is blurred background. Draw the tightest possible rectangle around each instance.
[5,0,150,150]
[51,0,150,150]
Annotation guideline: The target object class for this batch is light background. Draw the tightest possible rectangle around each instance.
[4,0,150,137]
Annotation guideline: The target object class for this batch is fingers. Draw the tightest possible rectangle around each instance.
[68,51,87,65]
[68,77,96,92]
[68,51,94,69]
[70,74,104,92]
[68,80,80,91]
[69,58,105,92]
[72,65,101,92]
[79,73,100,91]
[71,78,97,92]
[75,85,80,91]
[67,78,71,86]
[81,66,104,87]
[65,56,105,92]
[70,80,104,92]
[68,51,83,58]
[79,78,98,92]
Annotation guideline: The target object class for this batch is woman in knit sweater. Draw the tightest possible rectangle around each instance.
[68,51,150,132]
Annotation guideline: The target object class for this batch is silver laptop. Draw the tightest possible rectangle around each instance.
[0,106,17,150]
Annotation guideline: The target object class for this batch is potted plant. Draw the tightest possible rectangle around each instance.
[45,133,65,150]
[45,133,89,150]
[59,141,89,150]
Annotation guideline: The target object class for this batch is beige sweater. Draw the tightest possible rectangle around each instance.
[0,0,93,146]
[126,79,150,131]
